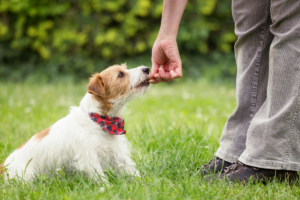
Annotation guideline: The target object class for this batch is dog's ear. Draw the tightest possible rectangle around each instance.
[121,63,127,69]
[87,74,105,97]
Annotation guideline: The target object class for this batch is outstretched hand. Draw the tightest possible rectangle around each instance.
[149,38,182,84]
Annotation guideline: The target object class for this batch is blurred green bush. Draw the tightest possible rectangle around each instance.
[0,0,235,81]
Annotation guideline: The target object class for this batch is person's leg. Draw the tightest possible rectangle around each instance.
[215,0,274,163]
[238,0,300,171]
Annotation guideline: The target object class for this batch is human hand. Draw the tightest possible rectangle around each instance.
[149,38,182,84]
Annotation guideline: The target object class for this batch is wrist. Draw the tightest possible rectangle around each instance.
[156,29,177,42]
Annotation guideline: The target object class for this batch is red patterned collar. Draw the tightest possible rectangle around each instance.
[89,113,126,135]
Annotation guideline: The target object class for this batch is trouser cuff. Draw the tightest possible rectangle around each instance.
[215,148,240,163]
[238,154,300,171]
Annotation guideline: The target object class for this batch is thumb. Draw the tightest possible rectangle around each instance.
[170,69,182,79]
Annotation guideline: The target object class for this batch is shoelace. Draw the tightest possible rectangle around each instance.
[224,161,259,174]
[203,157,219,168]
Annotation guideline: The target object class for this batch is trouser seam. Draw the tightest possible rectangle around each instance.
[249,1,271,123]
[283,86,300,168]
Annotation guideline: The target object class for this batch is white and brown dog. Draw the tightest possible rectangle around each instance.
[0,64,150,183]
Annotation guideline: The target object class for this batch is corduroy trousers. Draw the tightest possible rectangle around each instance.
[215,0,300,171]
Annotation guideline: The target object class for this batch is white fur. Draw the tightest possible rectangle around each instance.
[3,66,150,184]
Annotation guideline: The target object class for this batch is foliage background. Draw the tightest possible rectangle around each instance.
[0,0,236,81]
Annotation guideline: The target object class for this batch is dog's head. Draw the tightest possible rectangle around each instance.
[87,64,150,116]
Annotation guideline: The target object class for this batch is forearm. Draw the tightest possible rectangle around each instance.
[158,0,188,40]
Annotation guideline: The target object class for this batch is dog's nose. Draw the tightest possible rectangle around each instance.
[142,67,149,75]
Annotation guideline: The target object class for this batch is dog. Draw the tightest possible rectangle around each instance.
[0,64,150,183]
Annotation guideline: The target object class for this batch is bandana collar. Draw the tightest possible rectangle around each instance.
[89,113,126,135]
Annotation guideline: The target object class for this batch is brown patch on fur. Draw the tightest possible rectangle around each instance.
[0,160,5,175]
[88,74,105,97]
[91,95,113,116]
[88,64,131,116]
[17,139,30,149]
[34,128,50,141]
[100,64,131,98]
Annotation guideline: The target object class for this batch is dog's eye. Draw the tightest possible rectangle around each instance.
[118,72,124,78]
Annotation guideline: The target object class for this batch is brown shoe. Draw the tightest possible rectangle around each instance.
[198,157,232,176]
[213,161,299,184]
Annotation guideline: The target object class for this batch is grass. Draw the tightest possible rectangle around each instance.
[0,80,299,200]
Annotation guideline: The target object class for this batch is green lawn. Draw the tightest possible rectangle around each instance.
[0,80,299,199]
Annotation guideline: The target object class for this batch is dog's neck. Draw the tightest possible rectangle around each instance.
[79,93,126,117]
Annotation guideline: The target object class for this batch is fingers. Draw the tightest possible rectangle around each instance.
[149,67,180,84]
[150,61,171,84]
[152,68,172,83]
[149,60,161,84]
[158,68,173,82]
[149,60,160,79]
[150,72,169,83]
[154,73,165,83]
